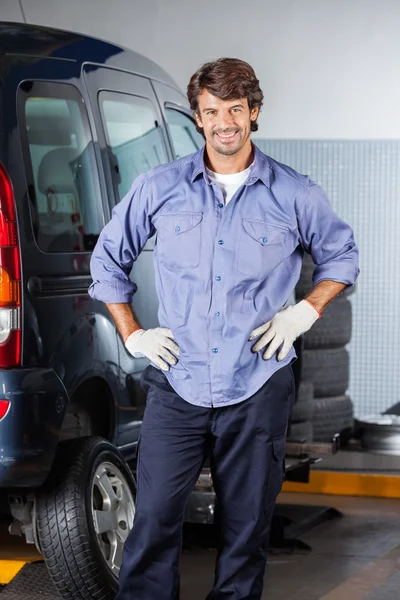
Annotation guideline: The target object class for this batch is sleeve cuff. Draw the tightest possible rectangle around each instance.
[313,262,360,289]
[88,280,137,304]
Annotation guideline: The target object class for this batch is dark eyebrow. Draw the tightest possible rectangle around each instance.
[202,103,244,113]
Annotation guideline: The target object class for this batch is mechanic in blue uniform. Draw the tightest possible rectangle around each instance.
[89,58,359,600]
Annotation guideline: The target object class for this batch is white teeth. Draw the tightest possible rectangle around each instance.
[217,132,236,138]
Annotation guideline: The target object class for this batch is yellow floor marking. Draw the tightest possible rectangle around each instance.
[282,470,400,498]
[0,560,36,584]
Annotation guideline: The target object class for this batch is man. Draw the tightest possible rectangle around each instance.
[89,58,359,599]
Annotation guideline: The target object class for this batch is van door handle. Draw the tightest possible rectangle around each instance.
[27,275,92,297]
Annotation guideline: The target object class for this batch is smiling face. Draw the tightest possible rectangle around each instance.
[195,89,259,157]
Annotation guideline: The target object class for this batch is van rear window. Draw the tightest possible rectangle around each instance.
[19,81,104,253]
[99,91,167,201]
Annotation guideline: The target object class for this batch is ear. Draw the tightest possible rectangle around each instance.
[250,107,259,121]
[194,111,203,129]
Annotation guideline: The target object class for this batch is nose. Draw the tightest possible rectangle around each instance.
[217,113,235,130]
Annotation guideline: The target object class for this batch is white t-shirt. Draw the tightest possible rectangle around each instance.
[206,164,252,205]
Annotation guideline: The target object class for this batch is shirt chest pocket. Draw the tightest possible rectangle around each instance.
[237,218,293,278]
[155,212,203,269]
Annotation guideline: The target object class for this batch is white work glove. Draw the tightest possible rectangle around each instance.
[125,328,179,371]
[249,300,320,361]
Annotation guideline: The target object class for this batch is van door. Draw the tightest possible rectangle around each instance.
[15,61,121,430]
[150,81,205,160]
[84,66,171,444]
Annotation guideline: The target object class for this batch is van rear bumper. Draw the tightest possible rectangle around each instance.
[0,367,68,487]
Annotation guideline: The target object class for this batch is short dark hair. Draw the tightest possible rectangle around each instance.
[187,58,264,133]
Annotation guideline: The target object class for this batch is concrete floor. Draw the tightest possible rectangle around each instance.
[180,493,400,600]
[1,492,400,599]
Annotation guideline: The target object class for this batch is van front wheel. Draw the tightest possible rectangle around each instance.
[35,436,136,600]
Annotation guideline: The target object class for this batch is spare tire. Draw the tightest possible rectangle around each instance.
[312,395,354,442]
[302,347,349,397]
[287,420,313,443]
[304,297,352,349]
[296,253,356,299]
[291,382,314,422]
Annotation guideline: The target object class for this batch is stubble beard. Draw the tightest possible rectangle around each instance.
[210,128,247,157]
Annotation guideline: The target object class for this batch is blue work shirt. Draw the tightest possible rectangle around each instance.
[89,144,359,408]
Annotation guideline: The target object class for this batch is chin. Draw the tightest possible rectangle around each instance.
[213,142,244,156]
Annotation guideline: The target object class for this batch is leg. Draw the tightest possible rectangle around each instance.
[116,366,209,600]
[207,365,295,600]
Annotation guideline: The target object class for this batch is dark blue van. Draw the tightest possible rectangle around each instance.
[0,21,205,599]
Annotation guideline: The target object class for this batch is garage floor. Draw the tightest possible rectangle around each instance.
[312,447,400,474]
[1,492,400,599]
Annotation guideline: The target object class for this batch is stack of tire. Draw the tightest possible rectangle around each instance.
[290,254,355,443]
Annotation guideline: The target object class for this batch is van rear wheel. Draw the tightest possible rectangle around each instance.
[35,436,136,600]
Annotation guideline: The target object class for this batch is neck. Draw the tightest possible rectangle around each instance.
[205,140,254,174]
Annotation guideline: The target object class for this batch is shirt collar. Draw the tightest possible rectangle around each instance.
[190,146,210,184]
[190,143,271,188]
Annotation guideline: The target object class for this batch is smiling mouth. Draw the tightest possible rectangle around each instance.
[215,131,239,142]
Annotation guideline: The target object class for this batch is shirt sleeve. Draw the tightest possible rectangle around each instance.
[88,173,154,304]
[297,182,360,290]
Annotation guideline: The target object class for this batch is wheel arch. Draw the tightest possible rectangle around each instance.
[60,377,117,443]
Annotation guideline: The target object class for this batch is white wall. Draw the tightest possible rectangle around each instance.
[1,0,26,21]
[9,0,400,140]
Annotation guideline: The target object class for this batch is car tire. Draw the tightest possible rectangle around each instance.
[35,436,136,600]
[287,420,313,443]
[290,382,314,422]
[312,395,354,442]
[303,297,352,349]
[302,347,349,397]
[296,253,356,299]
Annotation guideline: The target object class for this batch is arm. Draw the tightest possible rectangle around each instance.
[250,182,359,360]
[249,280,346,362]
[106,302,142,343]
[297,182,360,293]
[89,175,179,370]
[106,302,179,370]
[89,173,151,306]
[305,280,346,315]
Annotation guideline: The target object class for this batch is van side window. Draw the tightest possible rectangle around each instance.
[165,108,204,159]
[99,92,167,201]
[19,81,103,253]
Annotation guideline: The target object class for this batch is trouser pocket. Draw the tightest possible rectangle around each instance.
[272,435,286,487]
[263,435,286,516]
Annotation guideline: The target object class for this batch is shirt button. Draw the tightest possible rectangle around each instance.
[212,348,219,353]
[218,240,224,245]
[215,311,220,316]
[175,226,181,232]
[216,276,221,281]
[218,203,224,208]
[262,237,268,243]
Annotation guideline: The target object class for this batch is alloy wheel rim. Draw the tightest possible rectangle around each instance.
[91,461,135,577]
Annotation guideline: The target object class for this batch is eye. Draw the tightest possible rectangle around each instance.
[232,108,242,113]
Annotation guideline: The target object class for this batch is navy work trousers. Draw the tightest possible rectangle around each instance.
[116,364,295,600]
